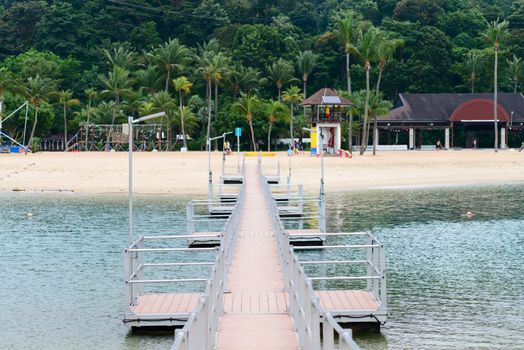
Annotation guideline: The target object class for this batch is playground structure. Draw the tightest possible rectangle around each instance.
[0,101,31,153]
[66,123,173,152]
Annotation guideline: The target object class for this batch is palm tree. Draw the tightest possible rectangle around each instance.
[507,54,522,93]
[296,50,318,98]
[228,63,262,98]
[465,50,483,93]
[23,75,55,148]
[231,93,260,151]
[103,46,137,70]
[265,100,289,151]
[267,59,297,100]
[195,43,217,147]
[211,52,231,130]
[282,86,303,145]
[56,90,80,148]
[375,36,404,93]
[99,66,134,126]
[138,102,155,117]
[351,27,380,155]
[91,101,122,125]
[350,90,392,156]
[84,88,98,126]
[148,39,192,92]
[173,76,193,150]
[482,18,509,151]
[338,12,362,95]
[151,91,177,150]
[175,106,198,145]
[135,65,160,95]
[338,13,362,152]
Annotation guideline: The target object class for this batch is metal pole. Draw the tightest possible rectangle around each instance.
[237,134,240,173]
[128,116,133,245]
[208,138,212,201]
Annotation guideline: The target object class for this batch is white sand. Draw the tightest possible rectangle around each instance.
[0,150,523,194]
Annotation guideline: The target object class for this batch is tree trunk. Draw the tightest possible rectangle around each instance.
[376,63,384,94]
[372,116,378,156]
[165,68,171,92]
[180,94,187,150]
[472,78,475,93]
[303,79,308,122]
[514,80,517,93]
[348,112,353,152]
[28,108,38,149]
[267,122,273,152]
[360,64,370,155]
[290,103,294,148]
[346,52,352,94]
[248,116,256,151]
[214,82,219,151]
[205,80,212,147]
[494,50,499,152]
[347,51,353,153]
[63,104,68,150]
[277,85,282,101]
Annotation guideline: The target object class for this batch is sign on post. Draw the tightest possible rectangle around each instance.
[235,127,242,137]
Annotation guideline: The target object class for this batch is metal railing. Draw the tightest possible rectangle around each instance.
[171,166,246,350]
[258,161,361,350]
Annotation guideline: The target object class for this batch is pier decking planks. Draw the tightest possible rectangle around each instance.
[215,162,298,349]
[131,293,201,315]
[316,290,379,311]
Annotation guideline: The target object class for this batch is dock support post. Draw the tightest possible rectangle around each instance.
[187,203,195,236]
[380,244,387,310]
[323,313,334,349]
[366,235,372,292]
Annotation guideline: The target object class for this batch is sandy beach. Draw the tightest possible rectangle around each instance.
[0,150,523,195]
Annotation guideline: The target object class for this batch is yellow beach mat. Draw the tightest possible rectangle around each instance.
[245,152,276,157]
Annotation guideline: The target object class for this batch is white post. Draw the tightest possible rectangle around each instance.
[207,138,212,202]
[237,134,240,173]
[445,128,450,149]
[128,116,133,245]
[500,127,506,149]
[409,128,414,149]
[375,127,380,147]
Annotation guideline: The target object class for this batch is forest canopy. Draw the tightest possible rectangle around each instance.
[0,0,522,151]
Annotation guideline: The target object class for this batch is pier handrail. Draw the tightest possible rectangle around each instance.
[258,161,361,350]
[171,161,247,350]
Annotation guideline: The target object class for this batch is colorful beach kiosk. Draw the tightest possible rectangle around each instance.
[299,88,351,155]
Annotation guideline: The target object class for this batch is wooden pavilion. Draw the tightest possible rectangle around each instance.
[376,93,524,149]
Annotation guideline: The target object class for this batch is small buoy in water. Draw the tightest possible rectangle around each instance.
[466,211,473,219]
[27,212,33,218]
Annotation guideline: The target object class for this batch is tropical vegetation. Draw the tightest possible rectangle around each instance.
[0,0,522,152]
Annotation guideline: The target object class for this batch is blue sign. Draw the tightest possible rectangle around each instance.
[235,127,242,137]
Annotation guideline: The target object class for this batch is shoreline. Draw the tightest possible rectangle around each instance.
[0,150,523,194]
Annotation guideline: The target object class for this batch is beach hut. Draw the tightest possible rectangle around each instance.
[299,88,351,155]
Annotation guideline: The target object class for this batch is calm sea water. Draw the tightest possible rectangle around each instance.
[1,185,523,350]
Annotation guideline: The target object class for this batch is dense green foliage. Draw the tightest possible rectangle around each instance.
[0,0,522,150]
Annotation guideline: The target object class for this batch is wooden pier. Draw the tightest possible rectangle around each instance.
[124,156,386,350]
[215,163,298,349]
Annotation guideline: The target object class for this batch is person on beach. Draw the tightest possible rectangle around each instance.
[519,142,524,152]
[436,139,442,149]
[473,138,477,149]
